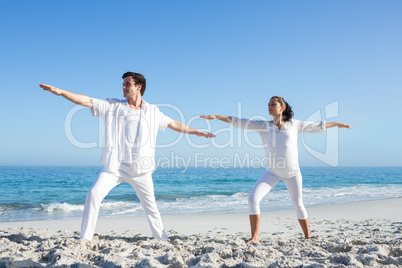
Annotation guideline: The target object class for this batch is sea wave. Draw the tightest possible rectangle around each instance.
[1,184,402,221]
[41,203,84,213]
[40,201,142,214]
[302,184,402,206]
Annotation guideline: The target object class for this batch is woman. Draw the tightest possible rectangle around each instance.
[201,96,350,243]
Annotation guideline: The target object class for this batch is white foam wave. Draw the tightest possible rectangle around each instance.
[35,185,402,217]
[231,192,249,197]
[40,201,139,214]
[41,203,84,213]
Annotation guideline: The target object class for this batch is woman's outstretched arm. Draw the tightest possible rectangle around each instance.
[326,122,351,129]
[200,115,232,123]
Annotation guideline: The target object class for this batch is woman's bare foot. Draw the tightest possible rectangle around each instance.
[247,214,260,244]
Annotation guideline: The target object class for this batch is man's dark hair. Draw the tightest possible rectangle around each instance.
[122,72,146,96]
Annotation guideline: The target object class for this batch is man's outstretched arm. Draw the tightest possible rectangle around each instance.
[167,120,215,138]
[39,84,93,108]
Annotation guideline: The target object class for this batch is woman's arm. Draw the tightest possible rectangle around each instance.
[200,115,232,123]
[326,122,351,129]
[167,120,215,138]
[201,114,267,131]
[39,84,93,108]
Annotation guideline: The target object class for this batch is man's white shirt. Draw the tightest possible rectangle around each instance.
[91,98,172,174]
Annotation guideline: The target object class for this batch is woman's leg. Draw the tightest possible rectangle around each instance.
[80,170,120,240]
[298,218,311,239]
[247,171,280,243]
[284,174,311,238]
[248,214,260,243]
[126,172,168,241]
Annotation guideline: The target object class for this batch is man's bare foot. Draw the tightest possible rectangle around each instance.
[246,238,259,244]
[80,238,92,249]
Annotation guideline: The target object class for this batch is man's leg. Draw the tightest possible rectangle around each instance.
[81,170,120,240]
[126,172,168,241]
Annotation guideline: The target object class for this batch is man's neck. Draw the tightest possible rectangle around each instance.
[127,96,143,110]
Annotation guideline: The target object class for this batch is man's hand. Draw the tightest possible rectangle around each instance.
[167,120,215,138]
[196,131,216,138]
[39,84,63,96]
[39,84,93,108]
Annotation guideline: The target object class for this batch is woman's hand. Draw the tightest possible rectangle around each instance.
[200,115,232,123]
[337,123,351,129]
[200,115,217,120]
[326,122,351,129]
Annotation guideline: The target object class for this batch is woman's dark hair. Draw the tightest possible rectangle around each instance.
[270,96,294,122]
[122,72,146,96]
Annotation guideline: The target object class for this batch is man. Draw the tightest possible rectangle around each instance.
[40,72,214,242]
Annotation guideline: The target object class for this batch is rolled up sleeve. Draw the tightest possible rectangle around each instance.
[90,98,110,118]
[296,119,326,133]
[230,116,266,131]
[158,111,173,131]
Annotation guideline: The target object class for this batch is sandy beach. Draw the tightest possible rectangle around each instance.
[1,198,401,267]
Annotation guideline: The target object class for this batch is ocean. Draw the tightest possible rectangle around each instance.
[1,166,401,222]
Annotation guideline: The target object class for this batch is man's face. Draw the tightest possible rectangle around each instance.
[122,76,141,99]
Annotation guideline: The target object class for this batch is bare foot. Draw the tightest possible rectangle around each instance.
[80,238,92,249]
[246,238,259,244]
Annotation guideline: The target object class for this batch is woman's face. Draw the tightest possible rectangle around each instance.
[268,99,284,116]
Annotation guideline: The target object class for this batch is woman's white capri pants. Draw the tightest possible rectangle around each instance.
[80,169,168,241]
[248,170,308,219]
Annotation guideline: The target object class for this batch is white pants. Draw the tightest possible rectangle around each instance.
[248,170,308,219]
[80,169,168,241]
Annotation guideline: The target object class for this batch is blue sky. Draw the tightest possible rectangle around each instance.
[1,0,401,167]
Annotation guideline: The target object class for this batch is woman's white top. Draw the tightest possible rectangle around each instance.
[230,117,326,178]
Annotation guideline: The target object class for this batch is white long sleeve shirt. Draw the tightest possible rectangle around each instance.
[230,117,326,178]
[91,98,172,174]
